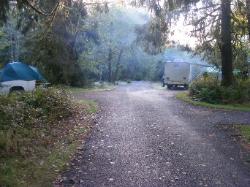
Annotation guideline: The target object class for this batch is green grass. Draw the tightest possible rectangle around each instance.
[238,125,250,143]
[0,124,86,187]
[0,96,97,187]
[176,92,250,112]
[77,99,98,114]
[67,82,115,93]
[1,142,77,187]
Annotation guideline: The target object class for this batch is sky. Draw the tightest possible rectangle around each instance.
[169,16,198,47]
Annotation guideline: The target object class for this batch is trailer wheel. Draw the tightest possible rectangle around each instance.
[167,85,172,89]
[9,86,25,94]
[184,84,189,90]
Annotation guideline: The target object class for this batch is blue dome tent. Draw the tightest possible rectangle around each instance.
[29,66,46,81]
[0,62,45,82]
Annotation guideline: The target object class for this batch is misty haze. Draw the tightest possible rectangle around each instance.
[0,0,250,186]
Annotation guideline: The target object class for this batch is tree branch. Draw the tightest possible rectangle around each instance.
[20,0,60,16]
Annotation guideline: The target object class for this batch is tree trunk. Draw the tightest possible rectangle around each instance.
[113,49,124,82]
[247,0,250,40]
[108,48,112,82]
[221,0,233,86]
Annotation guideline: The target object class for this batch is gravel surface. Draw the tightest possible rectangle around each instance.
[59,81,250,187]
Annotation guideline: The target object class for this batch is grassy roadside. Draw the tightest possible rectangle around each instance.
[0,90,98,186]
[77,100,98,114]
[230,125,250,163]
[218,124,250,164]
[176,92,250,112]
[237,125,250,143]
[66,82,116,93]
[176,91,250,163]
[235,125,250,163]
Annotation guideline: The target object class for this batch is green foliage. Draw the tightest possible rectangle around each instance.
[0,87,73,171]
[19,0,93,86]
[0,1,96,86]
[22,30,87,86]
[190,76,250,104]
[0,0,9,24]
[0,29,10,66]
[0,87,77,186]
[189,75,221,103]
[0,88,73,131]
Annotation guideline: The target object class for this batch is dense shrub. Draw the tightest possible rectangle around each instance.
[189,76,250,104]
[0,88,73,130]
[0,88,73,155]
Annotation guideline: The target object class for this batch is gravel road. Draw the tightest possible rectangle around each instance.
[60,81,250,187]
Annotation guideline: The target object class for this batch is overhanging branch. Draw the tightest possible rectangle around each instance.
[20,0,60,16]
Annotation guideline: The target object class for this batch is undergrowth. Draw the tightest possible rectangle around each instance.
[189,76,250,104]
[0,88,92,186]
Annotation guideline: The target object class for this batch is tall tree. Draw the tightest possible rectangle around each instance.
[221,0,233,86]
[247,0,250,39]
[133,0,249,86]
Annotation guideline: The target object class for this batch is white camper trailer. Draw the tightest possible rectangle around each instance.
[163,61,190,89]
[162,61,220,89]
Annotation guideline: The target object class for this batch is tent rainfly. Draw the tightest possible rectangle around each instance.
[0,62,45,82]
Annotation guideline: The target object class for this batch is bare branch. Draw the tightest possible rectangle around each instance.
[20,0,60,16]
[189,3,220,12]
[20,0,111,16]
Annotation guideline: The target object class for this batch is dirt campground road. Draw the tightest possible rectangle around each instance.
[60,81,250,187]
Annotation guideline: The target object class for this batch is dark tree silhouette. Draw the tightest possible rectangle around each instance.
[221,0,233,86]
